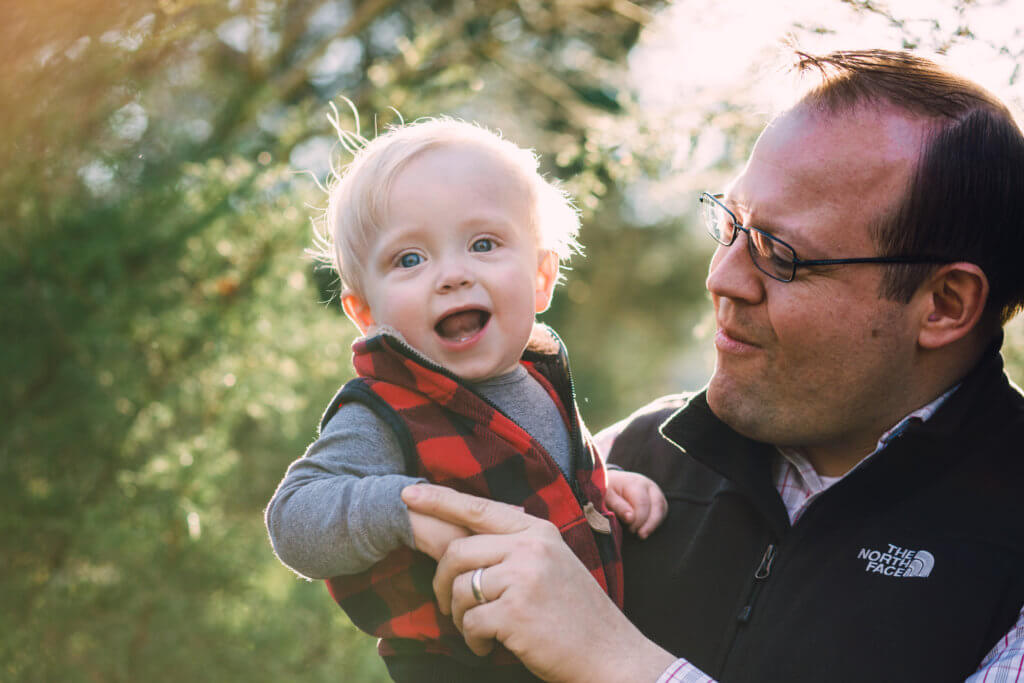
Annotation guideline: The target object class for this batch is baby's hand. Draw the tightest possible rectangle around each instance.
[406,488,471,560]
[604,470,667,539]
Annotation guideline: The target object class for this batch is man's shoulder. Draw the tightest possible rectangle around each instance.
[595,393,694,449]
[599,393,698,462]
[622,393,698,423]
[603,393,727,496]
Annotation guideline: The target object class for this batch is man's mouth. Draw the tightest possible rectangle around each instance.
[715,326,761,354]
[435,309,490,342]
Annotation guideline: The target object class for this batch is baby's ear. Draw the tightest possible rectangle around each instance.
[535,250,559,314]
[341,290,375,334]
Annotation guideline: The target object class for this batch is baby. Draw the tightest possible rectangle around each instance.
[266,118,666,682]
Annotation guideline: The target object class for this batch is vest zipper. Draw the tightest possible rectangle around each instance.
[737,543,776,623]
[553,348,587,503]
[377,333,589,507]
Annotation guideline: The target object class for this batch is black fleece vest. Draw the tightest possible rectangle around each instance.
[608,349,1024,683]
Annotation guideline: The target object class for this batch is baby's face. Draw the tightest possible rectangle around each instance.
[344,144,556,381]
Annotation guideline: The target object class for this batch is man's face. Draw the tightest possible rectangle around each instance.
[706,105,929,464]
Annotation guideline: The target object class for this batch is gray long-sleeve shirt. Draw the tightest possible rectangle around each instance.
[265,364,571,579]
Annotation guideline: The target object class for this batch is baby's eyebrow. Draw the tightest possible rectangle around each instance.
[375,225,421,248]
[458,215,518,232]
[371,233,419,265]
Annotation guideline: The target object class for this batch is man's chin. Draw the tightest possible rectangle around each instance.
[707,377,771,442]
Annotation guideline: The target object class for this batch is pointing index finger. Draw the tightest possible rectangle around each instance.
[401,484,534,535]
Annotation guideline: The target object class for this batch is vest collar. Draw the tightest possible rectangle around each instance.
[353,322,567,377]
[350,322,577,432]
[900,336,1012,443]
[659,392,790,535]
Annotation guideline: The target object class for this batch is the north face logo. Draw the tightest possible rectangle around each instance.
[857,543,935,577]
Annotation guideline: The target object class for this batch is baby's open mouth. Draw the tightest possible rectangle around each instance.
[435,309,490,342]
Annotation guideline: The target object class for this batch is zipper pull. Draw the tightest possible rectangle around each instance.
[755,543,776,580]
[737,543,777,624]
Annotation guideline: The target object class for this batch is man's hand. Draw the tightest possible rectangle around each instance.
[401,484,676,683]
[406,503,471,561]
[604,470,667,539]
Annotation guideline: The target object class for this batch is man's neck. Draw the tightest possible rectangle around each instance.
[803,445,875,479]
[801,382,961,478]
[794,330,995,477]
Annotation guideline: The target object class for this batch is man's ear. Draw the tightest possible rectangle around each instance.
[917,263,989,350]
[341,290,375,334]
[535,251,559,313]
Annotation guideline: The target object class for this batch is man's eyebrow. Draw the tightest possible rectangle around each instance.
[721,196,824,255]
[721,197,784,236]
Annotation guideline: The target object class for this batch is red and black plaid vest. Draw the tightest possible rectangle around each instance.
[320,326,623,668]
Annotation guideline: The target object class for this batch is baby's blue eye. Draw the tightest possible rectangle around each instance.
[398,253,422,268]
[471,238,494,253]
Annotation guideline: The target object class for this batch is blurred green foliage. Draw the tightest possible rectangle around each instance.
[0,1,682,681]
[3,1,1024,681]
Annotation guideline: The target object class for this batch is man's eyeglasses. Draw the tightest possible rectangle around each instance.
[699,192,948,283]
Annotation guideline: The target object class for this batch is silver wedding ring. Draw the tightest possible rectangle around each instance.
[471,567,487,605]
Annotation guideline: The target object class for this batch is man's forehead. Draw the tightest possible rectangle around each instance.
[764,104,923,164]
[743,106,922,196]
[724,104,925,250]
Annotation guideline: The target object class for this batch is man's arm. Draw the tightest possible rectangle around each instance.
[402,483,676,683]
[965,606,1024,682]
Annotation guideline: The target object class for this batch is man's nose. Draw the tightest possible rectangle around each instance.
[705,231,766,304]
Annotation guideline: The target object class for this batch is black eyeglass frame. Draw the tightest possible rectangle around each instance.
[699,192,949,282]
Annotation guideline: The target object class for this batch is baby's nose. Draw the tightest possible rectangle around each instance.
[436,263,475,291]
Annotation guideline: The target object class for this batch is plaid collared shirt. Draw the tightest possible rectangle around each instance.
[658,388,1024,683]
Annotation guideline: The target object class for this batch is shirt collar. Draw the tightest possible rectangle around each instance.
[777,383,961,485]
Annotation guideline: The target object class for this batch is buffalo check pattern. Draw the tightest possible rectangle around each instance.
[322,331,623,664]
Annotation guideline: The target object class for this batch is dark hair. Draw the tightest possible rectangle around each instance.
[795,50,1024,324]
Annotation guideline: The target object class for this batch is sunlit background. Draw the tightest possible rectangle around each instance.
[4,0,1024,680]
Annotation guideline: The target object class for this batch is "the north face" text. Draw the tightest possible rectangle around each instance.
[857,543,935,578]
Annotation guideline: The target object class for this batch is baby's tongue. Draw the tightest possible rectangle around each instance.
[437,310,485,340]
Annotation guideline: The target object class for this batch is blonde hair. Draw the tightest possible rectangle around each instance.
[312,114,581,297]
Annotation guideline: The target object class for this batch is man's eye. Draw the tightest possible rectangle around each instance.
[470,238,494,253]
[770,250,791,268]
[398,253,422,268]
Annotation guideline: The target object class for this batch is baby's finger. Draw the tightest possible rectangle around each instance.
[637,486,668,538]
[627,487,651,533]
[604,486,634,524]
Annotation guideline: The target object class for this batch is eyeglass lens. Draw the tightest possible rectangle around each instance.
[700,195,796,281]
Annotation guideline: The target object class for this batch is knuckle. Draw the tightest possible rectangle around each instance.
[446,535,465,556]
[519,530,557,559]
[462,607,480,633]
[466,496,491,522]
[416,484,441,503]
[534,518,559,537]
